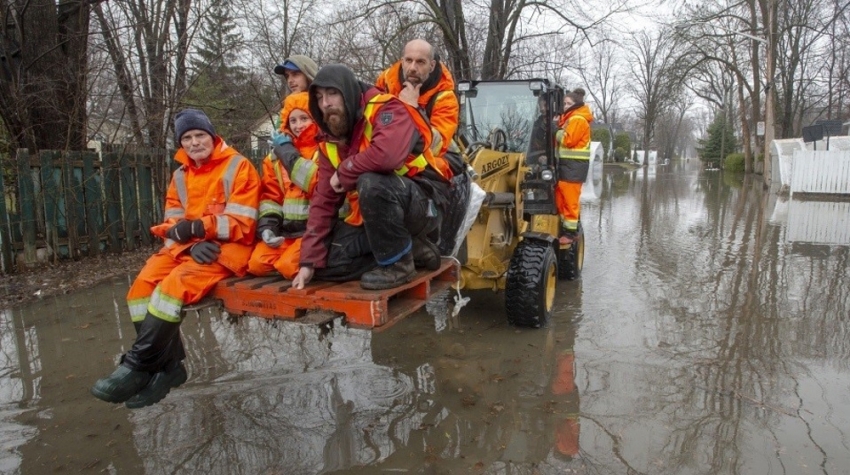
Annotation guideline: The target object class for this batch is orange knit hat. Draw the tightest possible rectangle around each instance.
[279,92,313,135]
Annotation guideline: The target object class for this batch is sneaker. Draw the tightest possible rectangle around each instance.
[91,365,152,403]
[360,252,416,290]
[125,362,188,409]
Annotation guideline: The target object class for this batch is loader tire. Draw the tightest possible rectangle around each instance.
[558,226,584,281]
[506,240,557,327]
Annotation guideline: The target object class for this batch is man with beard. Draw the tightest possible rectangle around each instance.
[375,39,459,158]
[291,64,454,290]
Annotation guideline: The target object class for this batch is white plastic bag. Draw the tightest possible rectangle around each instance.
[451,180,486,257]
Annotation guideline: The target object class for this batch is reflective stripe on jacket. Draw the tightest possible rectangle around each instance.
[375,62,459,157]
[150,138,260,276]
[556,104,594,182]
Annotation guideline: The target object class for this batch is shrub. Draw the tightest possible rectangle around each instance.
[724,153,745,172]
[614,147,626,162]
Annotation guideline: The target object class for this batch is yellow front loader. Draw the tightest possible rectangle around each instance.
[451,79,584,327]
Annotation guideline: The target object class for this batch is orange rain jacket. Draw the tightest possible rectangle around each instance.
[259,92,320,233]
[375,61,459,156]
[556,103,594,182]
[250,93,320,278]
[150,138,260,276]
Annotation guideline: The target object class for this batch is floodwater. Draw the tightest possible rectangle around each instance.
[1,160,849,474]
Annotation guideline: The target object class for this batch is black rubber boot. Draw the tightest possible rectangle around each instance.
[90,364,152,403]
[125,361,188,409]
[121,312,183,372]
[360,252,416,290]
[91,312,182,404]
[412,236,441,270]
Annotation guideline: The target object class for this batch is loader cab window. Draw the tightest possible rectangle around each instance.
[458,82,538,153]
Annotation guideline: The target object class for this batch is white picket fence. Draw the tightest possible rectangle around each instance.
[786,200,850,244]
[790,150,850,196]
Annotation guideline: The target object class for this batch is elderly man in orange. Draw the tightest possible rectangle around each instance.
[375,39,459,158]
[555,90,594,246]
[248,91,320,278]
[91,108,260,409]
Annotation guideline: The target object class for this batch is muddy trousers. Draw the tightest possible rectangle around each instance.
[247,238,302,279]
[555,180,583,232]
[124,249,233,372]
[357,172,438,265]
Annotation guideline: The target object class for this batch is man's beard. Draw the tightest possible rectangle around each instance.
[406,72,425,85]
[324,109,349,138]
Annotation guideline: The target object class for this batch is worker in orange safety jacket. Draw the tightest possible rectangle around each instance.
[248,92,320,278]
[555,89,594,246]
[91,108,260,409]
[375,39,459,158]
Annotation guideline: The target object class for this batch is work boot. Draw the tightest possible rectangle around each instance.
[92,312,182,404]
[559,230,577,247]
[90,364,152,403]
[360,252,416,290]
[412,236,441,270]
[125,361,188,409]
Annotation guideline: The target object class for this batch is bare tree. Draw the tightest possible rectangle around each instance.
[91,0,197,148]
[348,0,630,81]
[574,34,623,126]
[0,0,98,151]
[624,28,685,155]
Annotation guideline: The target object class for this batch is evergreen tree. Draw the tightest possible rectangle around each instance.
[183,0,271,150]
[696,113,737,169]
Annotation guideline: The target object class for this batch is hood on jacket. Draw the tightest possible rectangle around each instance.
[280,92,312,135]
[560,103,594,127]
[173,137,237,167]
[308,64,371,139]
[376,57,455,107]
[274,54,319,82]
[397,55,454,95]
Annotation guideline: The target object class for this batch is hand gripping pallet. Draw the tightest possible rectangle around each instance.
[203,259,457,330]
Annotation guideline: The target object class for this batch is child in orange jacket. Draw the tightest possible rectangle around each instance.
[248,92,320,278]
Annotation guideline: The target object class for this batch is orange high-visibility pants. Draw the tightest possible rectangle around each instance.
[551,351,579,458]
[551,351,575,396]
[126,248,233,323]
[247,238,302,279]
[555,181,583,232]
[555,417,580,458]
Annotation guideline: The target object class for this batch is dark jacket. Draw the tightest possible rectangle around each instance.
[299,65,421,268]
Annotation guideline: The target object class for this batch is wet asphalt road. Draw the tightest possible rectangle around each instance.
[1,159,848,474]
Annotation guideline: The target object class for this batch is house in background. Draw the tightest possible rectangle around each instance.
[86,116,136,152]
[248,113,278,154]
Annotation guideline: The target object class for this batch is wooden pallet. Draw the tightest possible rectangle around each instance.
[205,259,457,329]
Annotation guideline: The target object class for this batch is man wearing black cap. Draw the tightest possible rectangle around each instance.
[90,108,260,408]
[291,64,454,290]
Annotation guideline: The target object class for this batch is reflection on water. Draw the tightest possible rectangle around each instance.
[1,160,849,474]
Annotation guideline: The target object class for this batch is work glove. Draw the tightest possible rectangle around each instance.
[166,219,205,243]
[189,241,221,264]
[269,130,292,148]
[261,229,284,248]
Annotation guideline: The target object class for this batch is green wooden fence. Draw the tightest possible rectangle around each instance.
[0,147,268,274]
